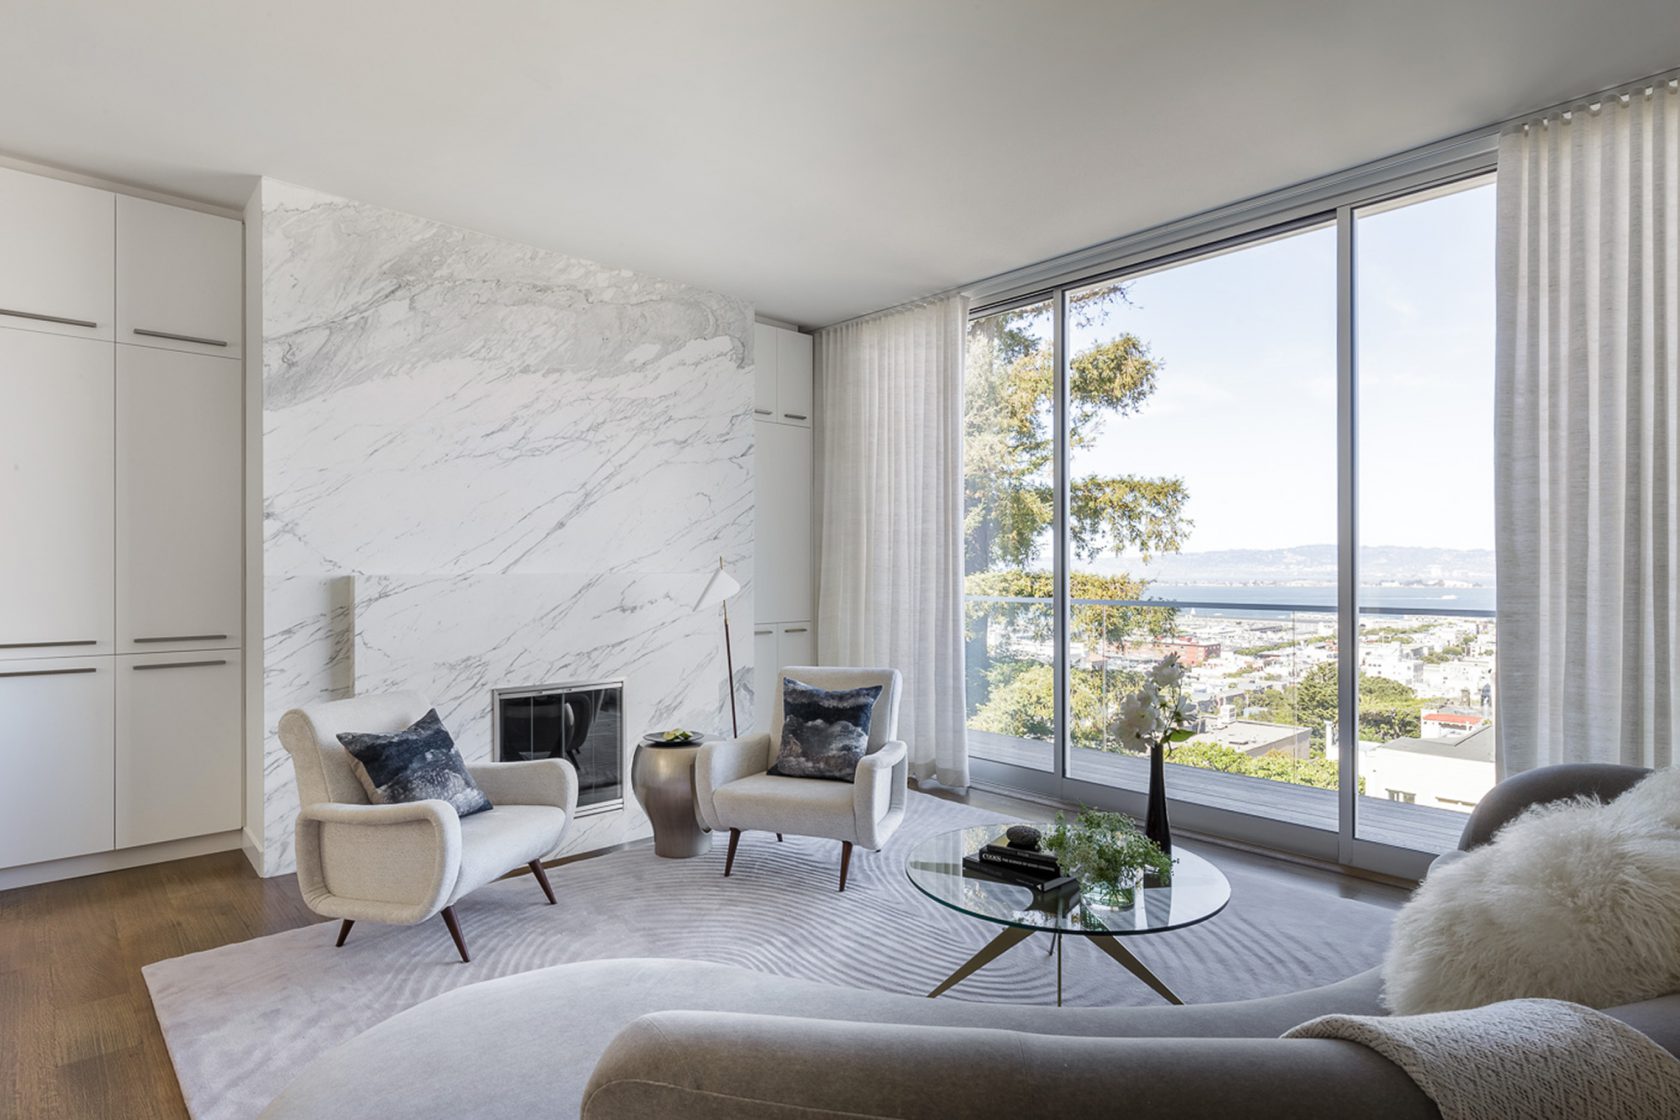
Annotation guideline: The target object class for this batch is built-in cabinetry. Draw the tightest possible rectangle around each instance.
[0,165,244,876]
[751,322,816,728]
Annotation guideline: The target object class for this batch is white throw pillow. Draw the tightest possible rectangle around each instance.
[1381,768,1680,1015]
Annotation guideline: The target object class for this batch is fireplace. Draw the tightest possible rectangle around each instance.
[492,679,623,814]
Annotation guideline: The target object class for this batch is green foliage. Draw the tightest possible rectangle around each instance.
[1246,662,1442,745]
[964,568,1177,649]
[1042,808,1173,906]
[1168,741,1350,792]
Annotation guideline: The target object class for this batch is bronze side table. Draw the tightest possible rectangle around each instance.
[631,736,712,858]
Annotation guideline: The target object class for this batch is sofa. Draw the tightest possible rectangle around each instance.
[259,763,1679,1120]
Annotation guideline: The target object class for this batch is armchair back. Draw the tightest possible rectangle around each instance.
[770,666,902,755]
[278,692,433,809]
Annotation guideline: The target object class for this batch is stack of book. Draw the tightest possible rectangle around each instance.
[961,835,1076,895]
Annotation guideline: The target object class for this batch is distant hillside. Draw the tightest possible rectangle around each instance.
[1093,544,1495,586]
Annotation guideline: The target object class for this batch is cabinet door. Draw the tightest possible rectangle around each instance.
[752,625,778,730]
[753,421,814,624]
[752,322,778,419]
[117,347,242,652]
[777,624,816,673]
[116,652,242,847]
[0,331,114,655]
[776,330,813,426]
[116,195,242,357]
[0,167,113,341]
[0,657,115,867]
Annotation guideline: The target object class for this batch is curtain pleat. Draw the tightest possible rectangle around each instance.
[1496,82,1680,773]
[813,296,970,788]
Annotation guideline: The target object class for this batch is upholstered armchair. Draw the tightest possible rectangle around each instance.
[278,691,578,962]
[694,666,905,891]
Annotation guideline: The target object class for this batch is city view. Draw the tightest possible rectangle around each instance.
[963,180,1497,848]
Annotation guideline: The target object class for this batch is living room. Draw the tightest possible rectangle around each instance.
[2,3,1679,1117]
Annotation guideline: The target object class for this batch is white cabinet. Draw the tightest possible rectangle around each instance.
[117,347,243,652]
[753,420,813,624]
[752,623,818,729]
[0,657,115,866]
[776,329,813,426]
[116,195,243,357]
[0,167,113,340]
[753,322,778,419]
[116,652,242,847]
[752,322,812,428]
[0,331,114,656]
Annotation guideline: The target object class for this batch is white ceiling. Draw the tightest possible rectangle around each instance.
[0,2,1676,328]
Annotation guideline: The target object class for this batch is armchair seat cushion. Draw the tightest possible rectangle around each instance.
[711,773,858,841]
[449,804,568,904]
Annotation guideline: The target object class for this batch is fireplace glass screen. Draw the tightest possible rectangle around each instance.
[494,681,623,811]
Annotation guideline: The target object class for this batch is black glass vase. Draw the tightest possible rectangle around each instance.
[1145,740,1172,858]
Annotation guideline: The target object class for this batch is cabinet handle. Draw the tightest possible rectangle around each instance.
[133,634,229,644]
[0,307,98,329]
[782,413,808,421]
[0,639,98,649]
[133,659,227,671]
[133,328,229,348]
[784,627,809,634]
[753,629,773,636]
[0,666,97,678]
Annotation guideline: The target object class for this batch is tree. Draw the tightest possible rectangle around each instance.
[1249,662,1440,745]
[1168,741,1347,791]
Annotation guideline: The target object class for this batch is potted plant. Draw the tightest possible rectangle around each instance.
[1042,808,1173,907]
[1112,652,1198,856]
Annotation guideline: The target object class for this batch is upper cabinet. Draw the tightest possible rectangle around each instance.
[753,322,812,428]
[116,196,243,357]
[0,167,114,341]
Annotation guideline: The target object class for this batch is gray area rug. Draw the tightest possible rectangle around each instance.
[145,792,1398,1120]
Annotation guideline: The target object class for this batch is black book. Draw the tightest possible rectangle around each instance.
[983,834,1059,868]
[962,854,1061,885]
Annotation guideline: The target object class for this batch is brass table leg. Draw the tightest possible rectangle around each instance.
[1088,933,1184,1005]
[927,925,1035,998]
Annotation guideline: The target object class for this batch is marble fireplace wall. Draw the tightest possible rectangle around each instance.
[260,178,753,875]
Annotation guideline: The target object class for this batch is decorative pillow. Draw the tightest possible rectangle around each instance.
[1381,767,1680,1015]
[337,709,493,817]
[769,678,882,782]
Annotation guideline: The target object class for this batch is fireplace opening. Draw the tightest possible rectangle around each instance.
[492,679,623,814]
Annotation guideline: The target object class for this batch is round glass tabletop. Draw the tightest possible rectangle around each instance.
[905,824,1231,937]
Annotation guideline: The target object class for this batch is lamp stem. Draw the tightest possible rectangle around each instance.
[722,599,739,738]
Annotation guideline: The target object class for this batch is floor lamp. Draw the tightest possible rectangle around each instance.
[695,558,743,737]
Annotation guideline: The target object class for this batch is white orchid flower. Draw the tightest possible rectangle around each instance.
[1150,653,1187,689]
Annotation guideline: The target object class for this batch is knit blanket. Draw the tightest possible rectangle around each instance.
[1285,998,1680,1119]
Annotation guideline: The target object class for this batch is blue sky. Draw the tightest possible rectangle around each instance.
[1061,179,1496,557]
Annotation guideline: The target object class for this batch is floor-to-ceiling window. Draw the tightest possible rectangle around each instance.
[962,171,1497,871]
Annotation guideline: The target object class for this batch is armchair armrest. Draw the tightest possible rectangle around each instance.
[1456,763,1652,850]
[853,740,908,848]
[694,734,773,832]
[582,1011,1437,1120]
[294,800,461,925]
[468,757,579,817]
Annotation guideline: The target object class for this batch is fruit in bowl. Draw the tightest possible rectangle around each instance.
[651,729,701,744]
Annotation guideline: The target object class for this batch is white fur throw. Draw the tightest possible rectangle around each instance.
[1287,998,1680,1119]
[1382,767,1680,1015]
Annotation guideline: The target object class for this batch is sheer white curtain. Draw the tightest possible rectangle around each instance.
[1496,78,1680,774]
[814,295,970,788]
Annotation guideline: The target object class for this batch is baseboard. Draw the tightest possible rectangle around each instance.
[240,828,265,876]
[0,831,244,893]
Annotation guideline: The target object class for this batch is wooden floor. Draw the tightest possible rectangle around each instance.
[0,786,1410,1119]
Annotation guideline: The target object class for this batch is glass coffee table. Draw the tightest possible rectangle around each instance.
[906,824,1231,1006]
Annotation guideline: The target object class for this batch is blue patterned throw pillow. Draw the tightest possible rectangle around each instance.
[337,709,493,817]
[770,678,883,782]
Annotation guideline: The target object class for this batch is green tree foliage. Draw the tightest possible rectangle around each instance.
[1248,662,1440,745]
[1168,741,1347,792]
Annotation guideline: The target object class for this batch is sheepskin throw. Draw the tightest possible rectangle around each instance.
[1286,999,1680,1120]
[1382,767,1680,1015]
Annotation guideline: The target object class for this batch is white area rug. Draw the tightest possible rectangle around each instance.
[145,793,1397,1120]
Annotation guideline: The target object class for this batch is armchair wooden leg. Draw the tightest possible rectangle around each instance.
[440,906,470,963]
[724,828,741,877]
[335,919,354,948]
[839,841,854,892]
[529,859,557,905]
[776,833,783,842]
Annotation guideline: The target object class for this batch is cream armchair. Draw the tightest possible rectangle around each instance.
[278,691,578,962]
[695,666,905,891]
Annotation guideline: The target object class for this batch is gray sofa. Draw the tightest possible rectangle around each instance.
[259,764,1679,1120]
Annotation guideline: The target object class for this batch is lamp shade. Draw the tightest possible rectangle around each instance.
[694,566,741,611]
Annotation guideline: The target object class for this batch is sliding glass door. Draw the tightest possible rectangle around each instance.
[962,172,1497,872]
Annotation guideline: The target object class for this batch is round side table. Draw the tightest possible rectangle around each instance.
[631,736,713,858]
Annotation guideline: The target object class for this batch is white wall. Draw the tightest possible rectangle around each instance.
[256,179,753,875]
